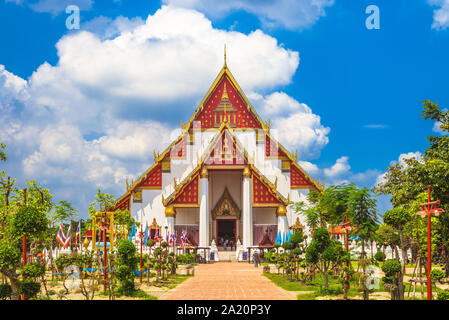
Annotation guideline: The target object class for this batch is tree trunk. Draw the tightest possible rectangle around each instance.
[444,244,449,277]
[4,271,20,300]
[397,230,406,300]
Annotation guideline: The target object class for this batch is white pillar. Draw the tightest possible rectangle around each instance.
[199,168,210,247]
[277,205,289,242]
[165,206,175,239]
[242,167,252,248]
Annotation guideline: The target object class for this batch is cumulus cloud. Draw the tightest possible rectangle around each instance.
[25,6,299,131]
[323,156,350,179]
[428,0,449,30]
[163,0,335,30]
[375,151,423,186]
[298,157,382,188]
[0,6,308,215]
[251,91,330,159]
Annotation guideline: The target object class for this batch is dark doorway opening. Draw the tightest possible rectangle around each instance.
[216,219,236,248]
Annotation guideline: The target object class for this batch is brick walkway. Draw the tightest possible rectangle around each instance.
[159,262,296,300]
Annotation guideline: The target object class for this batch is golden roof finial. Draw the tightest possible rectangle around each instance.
[224,44,227,68]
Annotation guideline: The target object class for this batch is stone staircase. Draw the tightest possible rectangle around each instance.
[217,250,236,262]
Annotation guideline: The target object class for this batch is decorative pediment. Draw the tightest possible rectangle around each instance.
[212,187,241,220]
[291,217,305,232]
[149,218,161,230]
[194,76,262,129]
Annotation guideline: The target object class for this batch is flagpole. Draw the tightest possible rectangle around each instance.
[70,220,72,252]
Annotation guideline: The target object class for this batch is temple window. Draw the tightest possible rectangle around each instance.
[133,189,142,203]
[281,159,291,172]
[162,159,171,173]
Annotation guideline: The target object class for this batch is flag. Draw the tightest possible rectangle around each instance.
[56,223,67,247]
[65,223,71,248]
[128,223,136,241]
[143,223,149,247]
[180,231,187,247]
[75,222,81,248]
[165,230,170,243]
[154,228,159,240]
[169,232,175,246]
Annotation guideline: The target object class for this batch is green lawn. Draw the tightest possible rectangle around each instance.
[263,272,360,300]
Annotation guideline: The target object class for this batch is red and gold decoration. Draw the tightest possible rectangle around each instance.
[252,172,283,207]
[170,174,200,206]
[194,77,262,129]
[291,164,314,189]
[265,134,288,159]
[205,128,246,166]
[112,193,130,212]
[136,163,162,189]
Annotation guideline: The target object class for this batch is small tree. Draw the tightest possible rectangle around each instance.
[382,259,402,300]
[20,262,45,299]
[0,245,21,300]
[116,240,138,295]
[305,227,338,290]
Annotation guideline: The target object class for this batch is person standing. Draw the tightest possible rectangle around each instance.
[253,251,259,267]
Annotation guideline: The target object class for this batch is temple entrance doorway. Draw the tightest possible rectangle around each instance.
[216,219,236,249]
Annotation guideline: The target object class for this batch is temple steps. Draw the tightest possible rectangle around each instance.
[217,250,237,262]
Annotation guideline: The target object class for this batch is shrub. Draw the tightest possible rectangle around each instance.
[116,240,138,295]
[374,251,385,262]
[430,269,445,283]
[382,259,401,275]
[0,283,12,300]
[437,290,449,300]
[20,280,41,299]
[22,263,45,279]
[11,205,48,238]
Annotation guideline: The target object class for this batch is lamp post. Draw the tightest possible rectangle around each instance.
[21,188,27,300]
[98,212,109,292]
[138,224,145,284]
[416,185,445,300]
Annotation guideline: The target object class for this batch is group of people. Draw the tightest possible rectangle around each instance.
[218,234,235,250]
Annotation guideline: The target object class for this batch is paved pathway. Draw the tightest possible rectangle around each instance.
[159,262,296,300]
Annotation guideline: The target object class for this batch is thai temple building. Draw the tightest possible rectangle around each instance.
[111,49,323,260]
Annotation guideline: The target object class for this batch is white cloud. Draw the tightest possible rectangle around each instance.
[0,6,304,216]
[323,156,350,179]
[25,6,299,131]
[82,16,145,40]
[428,0,449,30]
[251,91,330,159]
[299,156,382,188]
[375,151,423,187]
[163,0,335,30]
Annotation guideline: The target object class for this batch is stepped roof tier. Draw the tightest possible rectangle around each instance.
[111,53,323,216]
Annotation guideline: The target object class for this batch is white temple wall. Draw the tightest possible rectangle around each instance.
[288,188,310,235]
[131,189,165,230]
[252,207,277,225]
[175,208,199,225]
[209,170,242,209]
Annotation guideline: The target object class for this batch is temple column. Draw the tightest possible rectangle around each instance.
[165,206,176,239]
[242,167,253,248]
[199,168,210,247]
[277,205,289,242]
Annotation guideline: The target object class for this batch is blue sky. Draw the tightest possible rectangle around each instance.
[1,0,448,218]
